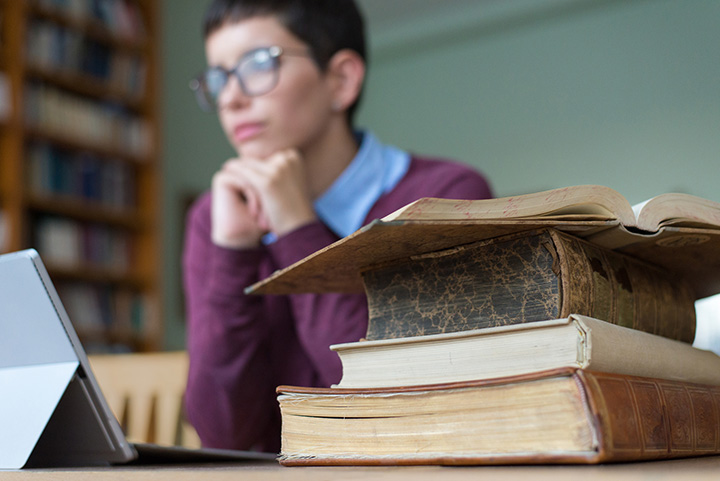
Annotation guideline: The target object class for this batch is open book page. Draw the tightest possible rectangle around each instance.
[383,186,720,234]
[631,200,649,218]
[632,193,720,232]
[382,185,638,226]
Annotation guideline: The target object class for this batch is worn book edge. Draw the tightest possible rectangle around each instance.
[381,185,633,225]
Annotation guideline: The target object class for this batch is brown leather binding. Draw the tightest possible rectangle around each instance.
[580,370,720,462]
[362,228,695,342]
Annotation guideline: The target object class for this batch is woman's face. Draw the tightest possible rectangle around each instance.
[205,16,336,159]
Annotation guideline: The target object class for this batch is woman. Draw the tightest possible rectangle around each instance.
[183,0,493,453]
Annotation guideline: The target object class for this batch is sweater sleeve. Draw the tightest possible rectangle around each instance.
[267,221,369,386]
[182,194,283,452]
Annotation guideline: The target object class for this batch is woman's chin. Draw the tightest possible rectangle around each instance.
[235,143,273,160]
[236,141,292,160]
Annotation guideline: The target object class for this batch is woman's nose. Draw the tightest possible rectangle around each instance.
[217,75,250,110]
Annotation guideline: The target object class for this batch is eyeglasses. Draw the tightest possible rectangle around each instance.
[189,46,312,112]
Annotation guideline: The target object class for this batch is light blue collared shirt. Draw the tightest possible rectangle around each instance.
[314,131,411,238]
[263,131,410,244]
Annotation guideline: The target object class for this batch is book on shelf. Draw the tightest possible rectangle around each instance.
[247,185,720,299]
[27,142,136,209]
[24,83,151,158]
[34,216,132,272]
[0,70,9,120]
[331,314,720,389]
[56,281,149,353]
[277,368,720,466]
[360,228,695,342]
[0,209,7,252]
[25,19,147,96]
[35,0,147,40]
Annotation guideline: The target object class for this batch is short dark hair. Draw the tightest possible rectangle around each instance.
[203,0,367,124]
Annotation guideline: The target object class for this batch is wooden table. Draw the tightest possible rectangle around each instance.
[3,456,720,480]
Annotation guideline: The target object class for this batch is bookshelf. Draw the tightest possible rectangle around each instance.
[0,0,162,352]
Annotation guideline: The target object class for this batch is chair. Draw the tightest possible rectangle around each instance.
[88,351,201,448]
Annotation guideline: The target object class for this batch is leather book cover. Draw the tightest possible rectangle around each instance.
[363,228,695,342]
[580,370,720,462]
[552,230,696,342]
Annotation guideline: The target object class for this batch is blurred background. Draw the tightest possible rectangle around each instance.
[1,0,718,354]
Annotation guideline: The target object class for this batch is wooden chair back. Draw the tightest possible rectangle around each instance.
[88,351,201,448]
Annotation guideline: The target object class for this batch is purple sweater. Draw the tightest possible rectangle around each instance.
[182,156,492,452]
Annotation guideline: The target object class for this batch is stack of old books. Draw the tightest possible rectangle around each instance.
[247,185,720,466]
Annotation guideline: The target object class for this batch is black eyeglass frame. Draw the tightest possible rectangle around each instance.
[189,45,312,112]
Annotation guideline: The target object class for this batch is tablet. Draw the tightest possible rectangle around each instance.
[0,249,274,469]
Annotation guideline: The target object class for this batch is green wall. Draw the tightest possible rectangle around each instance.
[161,0,720,349]
[162,0,233,348]
[360,0,720,202]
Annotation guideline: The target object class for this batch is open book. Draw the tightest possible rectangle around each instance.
[247,185,720,299]
[383,185,720,233]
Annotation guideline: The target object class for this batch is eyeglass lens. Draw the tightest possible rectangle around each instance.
[198,47,280,109]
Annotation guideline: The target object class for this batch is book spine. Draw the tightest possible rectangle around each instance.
[56,281,148,353]
[0,71,10,121]
[363,229,562,340]
[24,83,151,158]
[34,215,132,272]
[553,230,696,343]
[27,142,136,209]
[579,370,720,462]
[25,16,148,96]
[0,209,7,253]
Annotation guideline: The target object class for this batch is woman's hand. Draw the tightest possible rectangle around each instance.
[211,149,317,249]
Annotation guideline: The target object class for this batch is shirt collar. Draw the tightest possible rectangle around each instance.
[314,131,411,238]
